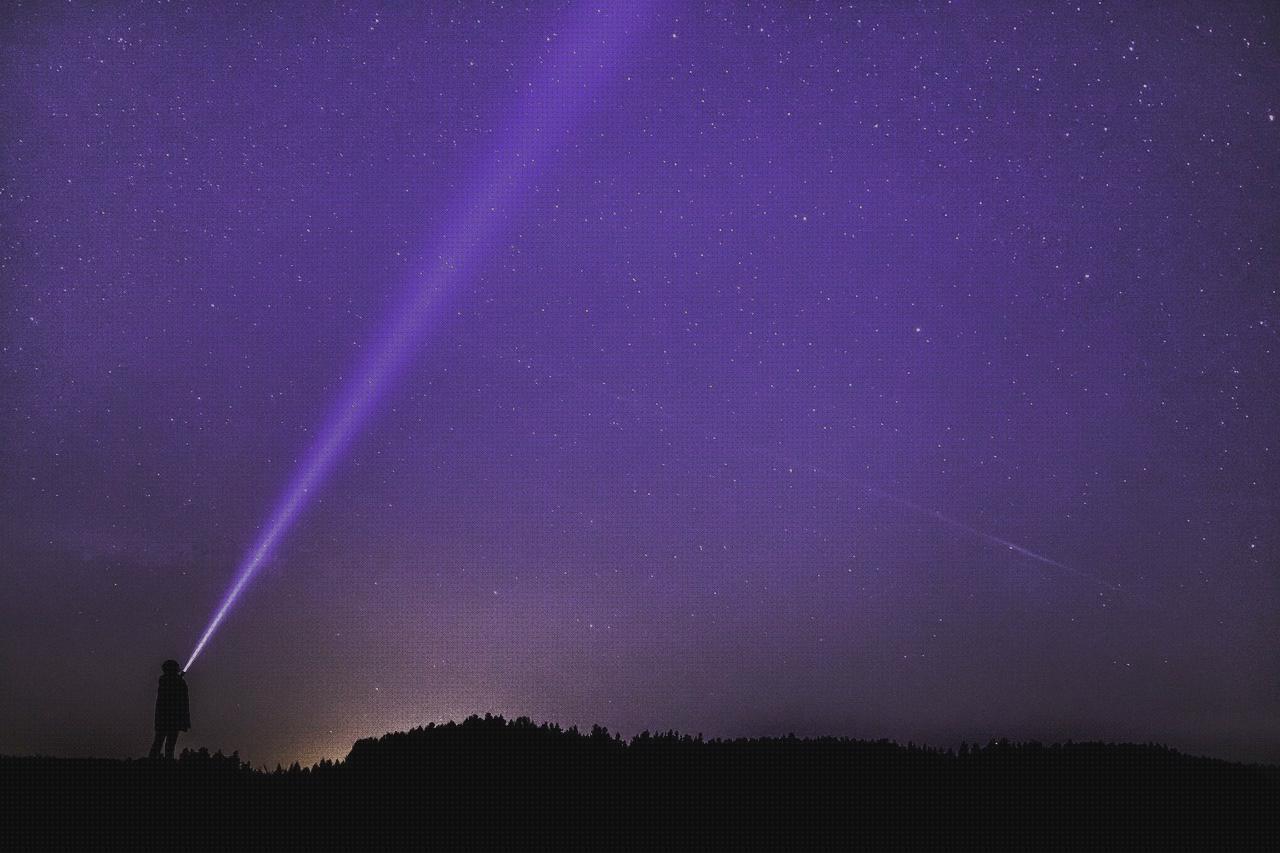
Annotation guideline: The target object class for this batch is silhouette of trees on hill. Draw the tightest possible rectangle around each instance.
[3,714,1277,849]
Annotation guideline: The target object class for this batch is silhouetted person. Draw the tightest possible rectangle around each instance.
[148,659,190,759]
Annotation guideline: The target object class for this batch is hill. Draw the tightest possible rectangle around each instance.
[3,714,1278,849]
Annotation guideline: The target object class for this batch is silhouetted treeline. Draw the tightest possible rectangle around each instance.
[4,714,1278,850]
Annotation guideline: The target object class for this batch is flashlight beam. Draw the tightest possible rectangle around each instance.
[186,2,651,671]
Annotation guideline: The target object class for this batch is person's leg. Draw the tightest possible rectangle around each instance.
[163,730,179,759]
[149,731,166,759]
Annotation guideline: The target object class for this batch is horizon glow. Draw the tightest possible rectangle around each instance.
[185,1,651,671]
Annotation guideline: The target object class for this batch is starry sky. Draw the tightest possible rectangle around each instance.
[2,1,1278,768]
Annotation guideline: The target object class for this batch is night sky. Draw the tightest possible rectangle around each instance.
[3,1,1278,768]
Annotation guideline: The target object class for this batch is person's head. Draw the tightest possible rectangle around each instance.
[162,659,181,675]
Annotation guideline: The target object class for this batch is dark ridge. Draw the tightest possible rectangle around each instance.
[4,714,1278,850]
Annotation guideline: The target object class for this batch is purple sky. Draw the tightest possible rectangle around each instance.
[2,1,1277,768]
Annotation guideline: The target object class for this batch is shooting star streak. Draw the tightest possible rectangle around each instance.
[186,2,653,671]
[511,355,1120,594]
[773,458,1120,593]
[807,467,1121,593]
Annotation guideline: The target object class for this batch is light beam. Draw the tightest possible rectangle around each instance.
[186,1,652,671]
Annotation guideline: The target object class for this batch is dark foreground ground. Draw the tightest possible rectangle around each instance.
[3,715,1278,850]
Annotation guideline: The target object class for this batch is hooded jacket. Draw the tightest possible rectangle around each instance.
[155,672,191,732]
